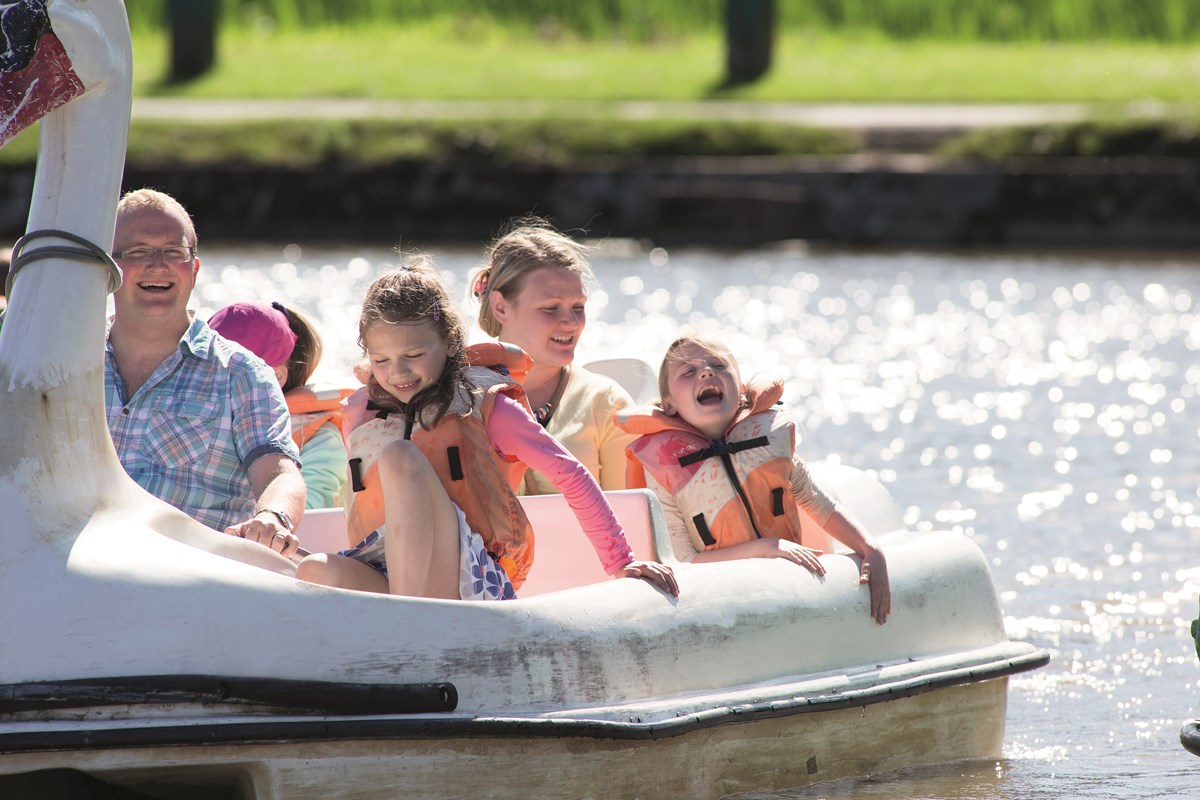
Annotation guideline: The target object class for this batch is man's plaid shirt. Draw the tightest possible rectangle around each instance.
[105,316,300,531]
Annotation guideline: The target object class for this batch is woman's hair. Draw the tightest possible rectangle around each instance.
[473,217,594,338]
[657,334,740,408]
[279,304,322,394]
[359,254,470,428]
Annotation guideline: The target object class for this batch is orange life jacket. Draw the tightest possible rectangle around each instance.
[616,379,807,551]
[343,343,536,588]
[286,385,352,450]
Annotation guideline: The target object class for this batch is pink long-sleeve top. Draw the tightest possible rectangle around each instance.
[487,394,634,574]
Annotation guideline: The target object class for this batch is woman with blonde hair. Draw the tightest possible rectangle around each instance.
[473,219,636,495]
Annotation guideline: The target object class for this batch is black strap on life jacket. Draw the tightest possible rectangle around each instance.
[677,435,769,467]
[677,435,772,539]
[446,447,464,481]
[772,487,785,516]
[367,400,416,441]
[350,404,415,492]
[692,514,716,546]
[366,398,390,420]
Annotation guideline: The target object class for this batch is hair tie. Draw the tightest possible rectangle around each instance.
[271,301,288,317]
[472,269,490,299]
[432,306,441,321]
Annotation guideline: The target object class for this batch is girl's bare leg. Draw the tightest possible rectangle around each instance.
[376,439,463,599]
[296,553,390,594]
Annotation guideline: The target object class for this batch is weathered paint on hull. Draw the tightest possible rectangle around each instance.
[0,681,1006,799]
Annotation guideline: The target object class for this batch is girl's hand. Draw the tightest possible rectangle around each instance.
[756,538,825,576]
[859,549,891,625]
[617,560,679,597]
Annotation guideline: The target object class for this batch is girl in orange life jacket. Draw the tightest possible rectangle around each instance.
[208,300,350,509]
[616,334,890,624]
[294,256,678,601]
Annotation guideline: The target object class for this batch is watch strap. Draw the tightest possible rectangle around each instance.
[254,508,294,532]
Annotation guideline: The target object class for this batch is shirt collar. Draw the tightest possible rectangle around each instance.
[180,312,214,359]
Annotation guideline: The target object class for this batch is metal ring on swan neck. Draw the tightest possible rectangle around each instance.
[6,228,123,297]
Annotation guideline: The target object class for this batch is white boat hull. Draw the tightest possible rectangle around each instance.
[1,680,1009,798]
[0,477,1046,798]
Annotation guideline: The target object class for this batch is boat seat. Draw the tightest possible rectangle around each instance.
[582,358,658,404]
[294,506,352,555]
[293,489,669,598]
[518,489,665,597]
[808,461,906,539]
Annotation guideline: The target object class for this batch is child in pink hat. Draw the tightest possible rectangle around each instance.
[209,301,350,509]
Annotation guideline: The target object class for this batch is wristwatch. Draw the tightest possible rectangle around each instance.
[254,508,294,532]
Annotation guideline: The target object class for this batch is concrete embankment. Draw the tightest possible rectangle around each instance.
[1,100,1195,248]
[100,155,1199,248]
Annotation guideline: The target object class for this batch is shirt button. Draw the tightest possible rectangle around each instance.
[122,407,130,415]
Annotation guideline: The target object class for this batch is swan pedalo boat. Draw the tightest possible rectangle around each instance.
[0,2,1048,797]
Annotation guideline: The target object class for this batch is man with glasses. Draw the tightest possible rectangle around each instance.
[104,188,306,556]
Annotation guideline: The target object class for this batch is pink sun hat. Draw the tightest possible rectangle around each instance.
[209,301,298,367]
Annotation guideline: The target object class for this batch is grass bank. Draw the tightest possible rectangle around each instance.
[0,118,855,169]
[5,114,1187,169]
[131,26,1200,105]
[940,119,1200,159]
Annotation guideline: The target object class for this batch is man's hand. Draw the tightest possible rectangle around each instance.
[225,512,298,557]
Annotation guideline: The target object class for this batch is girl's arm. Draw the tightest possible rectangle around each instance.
[688,536,826,574]
[644,471,699,561]
[487,395,678,596]
[818,510,890,624]
[644,471,823,573]
[793,458,890,624]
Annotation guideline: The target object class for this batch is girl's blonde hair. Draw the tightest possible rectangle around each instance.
[473,217,594,338]
[359,255,470,428]
[657,334,740,409]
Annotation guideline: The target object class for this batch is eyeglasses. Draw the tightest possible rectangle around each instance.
[112,245,196,265]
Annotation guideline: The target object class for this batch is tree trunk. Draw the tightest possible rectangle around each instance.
[725,0,774,86]
[168,0,218,82]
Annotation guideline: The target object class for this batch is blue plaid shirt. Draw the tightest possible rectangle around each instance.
[105,316,301,531]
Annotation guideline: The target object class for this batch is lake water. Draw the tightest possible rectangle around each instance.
[196,242,1200,799]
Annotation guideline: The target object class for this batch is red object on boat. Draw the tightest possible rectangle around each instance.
[0,32,83,147]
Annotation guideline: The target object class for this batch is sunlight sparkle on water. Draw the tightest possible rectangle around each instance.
[194,244,1200,800]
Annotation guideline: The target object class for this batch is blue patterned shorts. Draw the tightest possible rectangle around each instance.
[339,504,516,601]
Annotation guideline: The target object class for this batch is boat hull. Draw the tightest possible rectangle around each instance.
[0,477,1047,797]
[0,680,1008,799]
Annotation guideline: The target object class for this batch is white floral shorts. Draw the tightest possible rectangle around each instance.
[339,504,516,601]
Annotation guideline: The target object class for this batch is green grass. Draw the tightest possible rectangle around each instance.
[0,118,856,169]
[131,26,1200,105]
[40,16,1200,168]
[940,120,1200,159]
[126,0,1200,42]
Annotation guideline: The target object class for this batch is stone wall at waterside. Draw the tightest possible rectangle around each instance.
[0,156,1197,247]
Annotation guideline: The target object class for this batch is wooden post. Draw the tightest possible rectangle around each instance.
[725,0,774,85]
[168,0,218,81]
